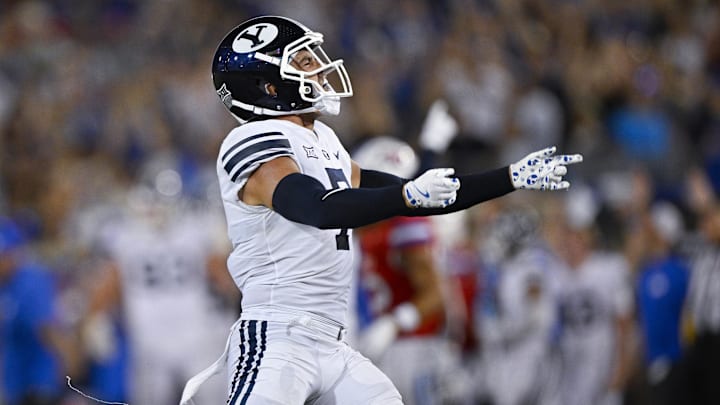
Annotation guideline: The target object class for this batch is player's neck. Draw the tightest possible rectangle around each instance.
[277,113,318,130]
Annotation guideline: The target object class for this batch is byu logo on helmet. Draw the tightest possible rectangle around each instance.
[232,23,279,53]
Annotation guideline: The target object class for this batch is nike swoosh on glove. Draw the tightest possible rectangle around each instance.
[509,146,583,190]
[403,168,461,208]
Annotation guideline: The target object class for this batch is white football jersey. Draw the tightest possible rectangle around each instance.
[554,251,632,405]
[102,208,232,347]
[217,119,355,325]
[100,206,234,405]
[555,252,632,341]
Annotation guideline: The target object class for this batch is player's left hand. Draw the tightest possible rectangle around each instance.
[508,146,583,191]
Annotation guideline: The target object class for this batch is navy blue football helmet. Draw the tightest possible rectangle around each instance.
[212,16,353,123]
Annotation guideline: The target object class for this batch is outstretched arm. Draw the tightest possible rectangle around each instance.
[244,156,459,229]
[408,146,583,215]
[243,148,581,230]
[243,156,413,229]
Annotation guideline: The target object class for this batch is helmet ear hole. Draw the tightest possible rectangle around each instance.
[264,83,277,96]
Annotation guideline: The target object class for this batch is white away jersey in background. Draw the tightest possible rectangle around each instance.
[554,252,632,405]
[101,210,232,348]
[217,119,355,325]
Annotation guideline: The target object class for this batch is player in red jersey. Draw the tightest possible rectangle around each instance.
[353,132,469,404]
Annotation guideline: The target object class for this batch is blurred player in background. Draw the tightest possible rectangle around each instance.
[353,133,469,404]
[474,206,559,405]
[82,154,237,405]
[545,189,634,405]
[181,15,581,405]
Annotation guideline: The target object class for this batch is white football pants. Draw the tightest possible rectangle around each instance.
[180,312,402,405]
[225,312,403,405]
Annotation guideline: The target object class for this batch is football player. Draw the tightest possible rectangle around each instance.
[475,207,559,405]
[84,156,237,405]
[546,190,634,405]
[352,137,470,405]
[181,15,582,405]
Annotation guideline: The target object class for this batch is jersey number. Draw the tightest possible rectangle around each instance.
[325,168,350,250]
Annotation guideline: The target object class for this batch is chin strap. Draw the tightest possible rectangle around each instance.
[230,98,318,118]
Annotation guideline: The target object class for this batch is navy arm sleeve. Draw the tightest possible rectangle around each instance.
[272,173,409,229]
[359,169,406,188]
[272,167,515,229]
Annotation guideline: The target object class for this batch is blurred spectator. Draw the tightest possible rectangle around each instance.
[631,202,690,405]
[0,217,80,405]
[685,202,720,405]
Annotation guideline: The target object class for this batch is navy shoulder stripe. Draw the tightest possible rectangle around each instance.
[222,131,284,161]
[230,150,292,182]
[224,138,291,175]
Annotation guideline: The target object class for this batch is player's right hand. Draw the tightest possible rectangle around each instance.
[357,315,398,362]
[403,168,460,208]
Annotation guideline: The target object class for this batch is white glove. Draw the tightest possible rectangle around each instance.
[403,168,461,208]
[509,146,583,190]
[419,99,459,153]
[357,315,398,362]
